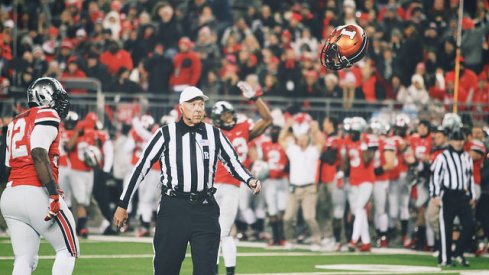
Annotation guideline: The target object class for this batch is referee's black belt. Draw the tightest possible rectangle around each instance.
[162,187,216,202]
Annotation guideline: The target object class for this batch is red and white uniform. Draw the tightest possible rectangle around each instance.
[373,136,395,233]
[58,127,74,206]
[214,116,252,269]
[123,119,161,220]
[467,140,486,200]
[1,106,79,273]
[410,134,432,162]
[345,134,376,245]
[6,107,61,187]
[346,136,376,186]
[262,140,289,216]
[215,119,251,186]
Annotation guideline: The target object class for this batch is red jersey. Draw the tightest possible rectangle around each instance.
[68,127,98,171]
[319,133,342,183]
[410,134,432,162]
[215,119,251,186]
[59,128,74,167]
[374,136,396,181]
[262,141,288,179]
[346,135,376,185]
[6,107,61,187]
[390,135,411,179]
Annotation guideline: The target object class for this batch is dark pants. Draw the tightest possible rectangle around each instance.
[476,193,489,239]
[153,195,220,275]
[439,191,474,264]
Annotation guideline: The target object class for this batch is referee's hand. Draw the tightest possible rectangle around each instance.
[249,179,262,195]
[113,207,128,230]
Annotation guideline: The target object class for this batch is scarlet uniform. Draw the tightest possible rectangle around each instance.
[346,137,376,186]
[6,107,61,187]
[68,127,99,172]
[465,141,485,185]
[129,127,161,171]
[262,141,288,179]
[59,128,73,167]
[410,134,432,162]
[215,119,251,186]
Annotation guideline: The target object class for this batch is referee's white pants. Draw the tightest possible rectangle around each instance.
[0,185,79,275]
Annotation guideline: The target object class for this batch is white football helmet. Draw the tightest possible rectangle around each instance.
[394,113,411,128]
[141,114,155,130]
[442,113,463,131]
[83,145,103,168]
[350,117,368,132]
[370,117,390,135]
[27,77,70,118]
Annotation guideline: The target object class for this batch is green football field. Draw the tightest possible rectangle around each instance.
[0,236,488,274]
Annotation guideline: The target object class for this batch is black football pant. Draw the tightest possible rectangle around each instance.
[439,190,474,264]
[153,195,220,275]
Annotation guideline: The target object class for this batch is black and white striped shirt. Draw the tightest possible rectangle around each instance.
[118,120,253,209]
[430,146,475,199]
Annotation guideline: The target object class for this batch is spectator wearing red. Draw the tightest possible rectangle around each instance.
[62,56,87,94]
[444,72,468,110]
[100,41,133,76]
[445,58,479,102]
[473,72,489,114]
[169,37,202,91]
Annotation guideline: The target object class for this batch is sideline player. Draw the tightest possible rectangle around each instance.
[345,117,376,252]
[212,80,272,275]
[0,77,79,274]
[261,126,289,245]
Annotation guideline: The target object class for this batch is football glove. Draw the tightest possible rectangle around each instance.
[44,194,60,221]
[237,81,263,101]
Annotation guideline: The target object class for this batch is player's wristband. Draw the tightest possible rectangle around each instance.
[45,179,59,196]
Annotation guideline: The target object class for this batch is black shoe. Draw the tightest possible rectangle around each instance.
[454,256,470,267]
[103,226,118,236]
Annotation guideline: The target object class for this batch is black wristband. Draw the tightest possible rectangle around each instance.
[46,179,59,196]
[374,167,384,176]
[246,177,256,186]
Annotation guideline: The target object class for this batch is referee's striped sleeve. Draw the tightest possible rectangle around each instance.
[431,154,445,197]
[467,154,475,200]
[216,128,253,185]
[118,129,164,209]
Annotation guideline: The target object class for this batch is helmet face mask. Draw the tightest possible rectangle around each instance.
[321,25,369,71]
[211,101,236,131]
[27,77,70,119]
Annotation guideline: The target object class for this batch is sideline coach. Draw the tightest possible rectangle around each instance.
[113,86,261,275]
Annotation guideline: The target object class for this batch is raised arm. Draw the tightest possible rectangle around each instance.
[249,98,273,140]
[309,120,325,152]
[279,119,293,149]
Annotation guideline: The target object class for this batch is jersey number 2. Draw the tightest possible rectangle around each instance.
[7,118,28,159]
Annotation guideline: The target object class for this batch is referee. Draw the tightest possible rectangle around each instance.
[113,86,261,275]
[431,130,475,267]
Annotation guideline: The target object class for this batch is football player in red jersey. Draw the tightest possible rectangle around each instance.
[409,119,433,250]
[370,118,396,248]
[261,125,288,246]
[317,116,346,250]
[64,112,101,238]
[212,81,272,275]
[387,113,415,248]
[344,117,376,252]
[123,114,162,236]
[0,77,79,274]
[58,111,78,208]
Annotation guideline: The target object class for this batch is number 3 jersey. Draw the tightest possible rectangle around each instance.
[214,119,251,187]
[5,107,61,187]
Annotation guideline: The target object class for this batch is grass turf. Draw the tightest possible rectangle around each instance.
[0,237,487,274]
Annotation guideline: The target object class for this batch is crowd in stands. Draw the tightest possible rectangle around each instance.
[0,0,488,120]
